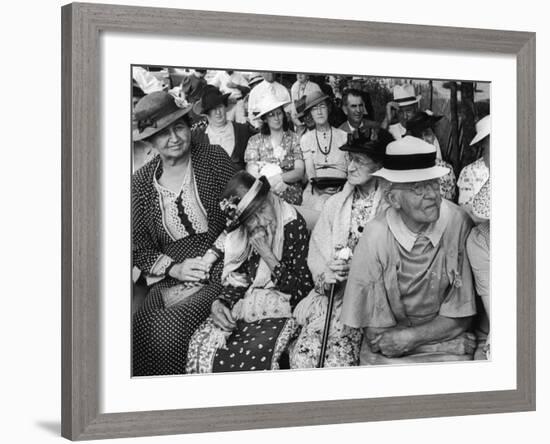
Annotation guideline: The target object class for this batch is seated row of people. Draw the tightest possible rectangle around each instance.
[131,88,490,375]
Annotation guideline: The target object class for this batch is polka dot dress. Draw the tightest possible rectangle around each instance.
[186,215,314,373]
[132,144,237,376]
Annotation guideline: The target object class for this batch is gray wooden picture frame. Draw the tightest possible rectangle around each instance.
[61,2,536,440]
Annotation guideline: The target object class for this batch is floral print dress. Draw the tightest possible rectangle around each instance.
[244,131,304,205]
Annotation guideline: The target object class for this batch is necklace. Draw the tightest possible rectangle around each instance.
[315,127,333,163]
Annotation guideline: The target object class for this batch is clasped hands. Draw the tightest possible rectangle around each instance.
[168,256,213,283]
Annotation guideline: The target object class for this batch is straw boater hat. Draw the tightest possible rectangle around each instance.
[132,90,192,142]
[372,135,449,183]
[192,85,230,115]
[254,94,291,120]
[392,84,421,107]
[470,114,491,146]
[248,73,264,88]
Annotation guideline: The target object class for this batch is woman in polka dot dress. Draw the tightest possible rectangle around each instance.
[186,172,313,373]
[132,91,237,376]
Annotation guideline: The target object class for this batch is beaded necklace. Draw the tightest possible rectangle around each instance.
[315,126,333,163]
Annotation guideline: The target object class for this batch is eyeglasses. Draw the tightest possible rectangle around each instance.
[310,103,328,112]
[391,179,440,196]
[345,153,378,169]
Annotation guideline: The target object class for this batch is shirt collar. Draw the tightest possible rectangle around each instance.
[347,120,364,132]
[386,199,450,252]
[205,121,232,136]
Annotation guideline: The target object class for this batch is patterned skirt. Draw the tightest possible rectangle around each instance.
[187,317,297,373]
[289,291,362,369]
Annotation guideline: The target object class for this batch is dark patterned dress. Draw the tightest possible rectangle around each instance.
[187,214,313,373]
[132,144,237,376]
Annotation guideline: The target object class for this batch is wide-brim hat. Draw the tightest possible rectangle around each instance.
[132,90,192,142]
[248,74,264,88]
[405,111,443,133]
[192,85,231,115]
[221,176,271,232]
[302,90,330,113]
[470,114,491,146]
[393,84,421,107]
[339,128,394,163]
[254,94,290,120]
[372,135,449,183]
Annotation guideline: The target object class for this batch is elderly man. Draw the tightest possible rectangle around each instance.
[339,88,380,139]
[341,136,477,365]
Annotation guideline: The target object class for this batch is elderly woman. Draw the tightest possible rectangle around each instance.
[289,131,393,368]
[342,136,477,365]
[132,91,237,376]
[191,85,255,171]
[300,90,349,211]
[244,94,305,205]
[186,172,313,373]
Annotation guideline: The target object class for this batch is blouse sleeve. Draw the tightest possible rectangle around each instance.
[271,214,313,309]
[132,175,173,276]
[341,223,397,329]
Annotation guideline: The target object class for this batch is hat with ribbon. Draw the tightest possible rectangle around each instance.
[470,114,491,146]
[132,90,192,142]
[220,175,271,232]
[392,84,421,107]
[310,176,347,190]
[302,90,330,114]
[192,85,231,115]
[372,135,449,183]
[254,94,291,120]
[405,110,444,134]
[248,73,264,88]
[339,128,394,163]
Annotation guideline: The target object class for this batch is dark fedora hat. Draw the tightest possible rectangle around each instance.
[192,85,231,115]
[339,128,394,163]
[133,90,192,142]
[405,110,443,134]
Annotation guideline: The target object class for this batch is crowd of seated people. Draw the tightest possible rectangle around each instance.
[131,67,491,375]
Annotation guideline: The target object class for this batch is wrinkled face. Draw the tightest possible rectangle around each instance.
[243,196,277,237]
[264,107,285,131]
[148,118,191,162]
[207,104,227,127]
[398,103,418,122]
[390,179,442,230]
[310,100,329,126]
[346,152,380,186]
[296,74,308,84]
[343,94,365,126]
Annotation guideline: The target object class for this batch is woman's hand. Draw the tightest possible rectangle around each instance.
[385,101,400,122]
[168,257,210,282]
[249,227,274,259]
[323,259,350,285]
[211,300,236,332]
[369,328,415,358]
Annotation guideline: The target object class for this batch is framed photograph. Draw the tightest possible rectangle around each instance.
[62,2,535,440]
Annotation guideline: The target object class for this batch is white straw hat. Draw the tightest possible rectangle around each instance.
[393,84,421,107]
[372,136,449,183]
[254,94,290,120]
[469,114,491,146]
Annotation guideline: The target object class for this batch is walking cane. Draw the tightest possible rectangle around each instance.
[317,283,336,368]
